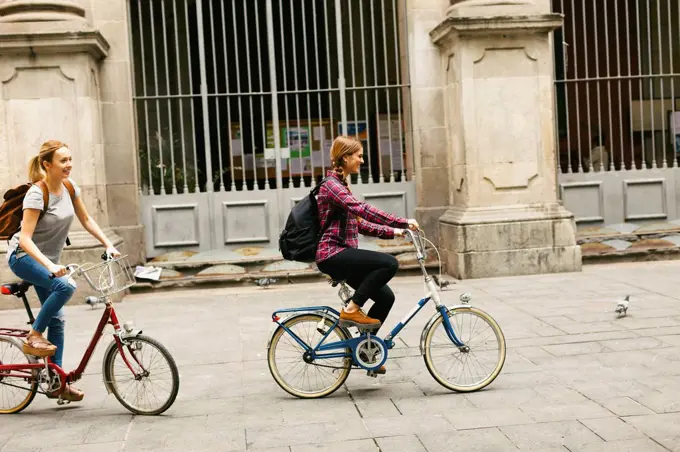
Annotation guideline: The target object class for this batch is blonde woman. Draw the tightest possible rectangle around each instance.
[315,136,418,375]
[6,140,120,402]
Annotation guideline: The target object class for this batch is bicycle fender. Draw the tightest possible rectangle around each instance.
[419,305,471,355]
[266,311,350,350]
[101,340,117,394]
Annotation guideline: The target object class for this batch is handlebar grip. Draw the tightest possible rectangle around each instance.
[101,253,110,261]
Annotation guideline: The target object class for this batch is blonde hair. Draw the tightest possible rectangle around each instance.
[28,140,67,183]
[329,135,362,187]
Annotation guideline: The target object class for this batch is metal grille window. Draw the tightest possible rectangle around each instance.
[554,0,680,174]
[128,0,413,196]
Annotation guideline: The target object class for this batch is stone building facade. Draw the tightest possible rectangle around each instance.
[0,0,582,293]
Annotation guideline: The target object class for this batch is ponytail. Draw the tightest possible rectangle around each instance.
[28,155,44,183]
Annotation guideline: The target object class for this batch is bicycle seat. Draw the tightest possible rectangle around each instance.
[1,281,32,296]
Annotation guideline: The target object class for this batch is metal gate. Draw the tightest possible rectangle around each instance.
[554,0,680,230]
[128,0,415,258]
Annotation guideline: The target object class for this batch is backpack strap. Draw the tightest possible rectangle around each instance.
[314,176,344,237]
[62,179,76,201]
[35,180,49,218]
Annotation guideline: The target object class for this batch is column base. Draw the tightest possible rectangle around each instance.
[439,204,582,279]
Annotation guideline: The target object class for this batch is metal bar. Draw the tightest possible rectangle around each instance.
[243,1,259,191]
[184,0,199,191]
[569,0,581,173]
[635,0,645,169]
[161,0,177,193]
[592,1,603,172]
[602,1,613,171]
[136,0,153,194]
[311,0,327,178]
[392,0,405,182]
[253,0,270,189]
[171,0,188,192]
[370,0,384,182]
[323,0,335,142]
[208,0,225,191]
[669,0,676,168]
[581,0,592,172]
[613,0,625,171]
[149,0,166,193]
[301,0,315,186]
[347,0,361,183]
[290,0,303,187]
[230,0,247,189]
[196,0,214,192]
[359,0,373,183]
[220,0,236,190]
[266,0,283,193]
[657,0,667,168]
[335,0,348,138]
[625,0,636,169]
[556,73,680,83]
[558,0,570,174]
[400,0,414,181]
[646,0,657,168]
[380,0,394,182]
[133,84,414,99]
[278,0,291,188]
[126,0,143,196]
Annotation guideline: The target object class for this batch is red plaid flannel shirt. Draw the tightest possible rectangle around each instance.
[315,171,409,262]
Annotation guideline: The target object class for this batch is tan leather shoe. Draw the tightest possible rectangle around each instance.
[339,309,381,328]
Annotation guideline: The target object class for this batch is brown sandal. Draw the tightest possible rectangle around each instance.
[23,335,57,358]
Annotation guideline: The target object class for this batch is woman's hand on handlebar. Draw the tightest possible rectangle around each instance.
[48,263,68,278]
[394,228,406,237]
[407,219,419,231]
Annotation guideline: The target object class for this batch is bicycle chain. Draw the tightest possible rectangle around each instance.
[0,380,48,395]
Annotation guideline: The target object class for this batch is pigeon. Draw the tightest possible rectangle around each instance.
[615,295,630,317]
[85,296,101,309]
[254,278,277,289]
[432,274,453,290]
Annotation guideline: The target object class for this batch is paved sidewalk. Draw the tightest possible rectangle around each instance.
[2,260,680,451]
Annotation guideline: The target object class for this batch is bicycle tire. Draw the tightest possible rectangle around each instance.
[103,335,179,415]
[268,313,352,399]
[0,336,38,414]
[423,307,506,392]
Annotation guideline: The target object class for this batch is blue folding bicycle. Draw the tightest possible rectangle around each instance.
[267,229,506,398]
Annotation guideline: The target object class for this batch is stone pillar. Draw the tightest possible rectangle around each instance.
[407,0,451,246]
[430,0,582,279]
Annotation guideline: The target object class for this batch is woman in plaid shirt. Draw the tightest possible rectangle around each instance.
[316,136,418,373]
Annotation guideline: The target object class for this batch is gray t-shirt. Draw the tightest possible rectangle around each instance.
[6,179,81,264]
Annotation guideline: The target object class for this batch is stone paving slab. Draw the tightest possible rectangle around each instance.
[2,260,680,450]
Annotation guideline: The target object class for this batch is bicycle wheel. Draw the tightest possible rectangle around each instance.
[0,336,38,414]
[103,335,179,415]
[268,313,352,399]
[424,307,506,392]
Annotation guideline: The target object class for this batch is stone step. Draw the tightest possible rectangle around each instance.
[132,236,442,293]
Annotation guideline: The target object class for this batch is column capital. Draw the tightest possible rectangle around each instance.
[446,0,549,17]
[0,0,86,23]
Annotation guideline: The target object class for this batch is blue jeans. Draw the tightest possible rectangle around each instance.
[8,252,75,368]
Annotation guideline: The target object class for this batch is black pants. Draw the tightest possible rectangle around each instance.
[317,248,398,325]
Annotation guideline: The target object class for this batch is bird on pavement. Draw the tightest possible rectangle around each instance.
[615,295,630,317]
[432,274,453,290]
[254,277,277,289]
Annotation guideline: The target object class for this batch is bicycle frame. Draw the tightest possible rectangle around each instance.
[0,301,137,392]
[270,229,466,362]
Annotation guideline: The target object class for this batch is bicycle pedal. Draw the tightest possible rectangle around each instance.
[56,398,70,406]
[366,371,378,378]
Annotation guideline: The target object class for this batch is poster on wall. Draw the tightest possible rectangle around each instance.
[337,121,368,141]
[377,114,405,172]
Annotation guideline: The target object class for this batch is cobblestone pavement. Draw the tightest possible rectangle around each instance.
[2,260,680,451]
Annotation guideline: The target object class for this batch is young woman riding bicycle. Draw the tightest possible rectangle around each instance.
[5,140,120,402]
[315,135,418,375]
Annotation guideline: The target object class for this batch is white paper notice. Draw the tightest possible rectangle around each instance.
[313,126,325,141]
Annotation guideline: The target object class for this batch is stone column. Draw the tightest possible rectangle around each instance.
[430,0,581,279]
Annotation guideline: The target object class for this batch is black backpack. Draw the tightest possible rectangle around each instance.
[279,177,339,263]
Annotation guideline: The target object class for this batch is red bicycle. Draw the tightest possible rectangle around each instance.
[0,255,179,415]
